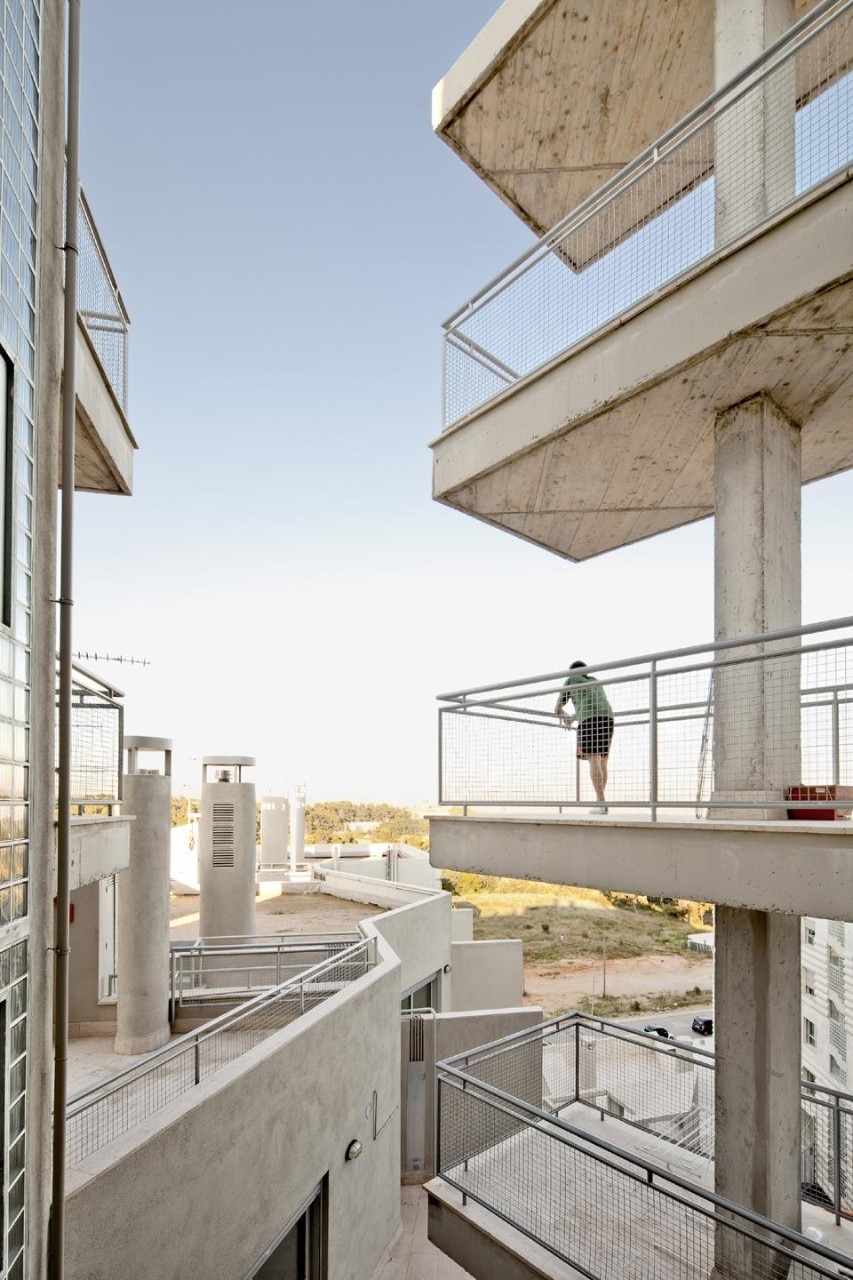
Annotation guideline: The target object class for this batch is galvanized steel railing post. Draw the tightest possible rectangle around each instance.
[833,1094,842,1225]
[574,1020,580,1104]
[649,662,659,821]
[193,1036,200,1086]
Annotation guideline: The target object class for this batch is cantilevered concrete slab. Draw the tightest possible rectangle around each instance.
[429,814,853,920]
[432,178,853,561]
[65,317,137,495]
[433,0,821,237]
[66,816,132,889]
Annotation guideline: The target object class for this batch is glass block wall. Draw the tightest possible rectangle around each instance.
[0,0,41,1274]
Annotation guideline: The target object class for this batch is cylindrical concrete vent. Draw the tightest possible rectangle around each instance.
[115,736,173,1055]
[260,796,289,868]
[290,786,306,872]
[199,756,256,940]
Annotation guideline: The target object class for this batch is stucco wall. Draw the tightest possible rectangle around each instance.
[68,882,115,1028]
[65,946,402,1280]
[369,892,453,998]
[450,939,524,1011]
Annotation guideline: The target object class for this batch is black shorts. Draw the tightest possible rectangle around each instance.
[577,716,614,758]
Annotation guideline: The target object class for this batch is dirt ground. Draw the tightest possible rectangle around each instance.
[524,953,714,1018]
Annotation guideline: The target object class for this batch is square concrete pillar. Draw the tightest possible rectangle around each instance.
[713,388,803,1254]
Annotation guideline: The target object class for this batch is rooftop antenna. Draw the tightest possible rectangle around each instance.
[73,650,151,667]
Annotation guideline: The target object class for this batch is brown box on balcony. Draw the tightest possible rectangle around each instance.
[786,786,836,821]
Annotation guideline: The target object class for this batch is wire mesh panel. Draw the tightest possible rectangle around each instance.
[66,940,372,1165]
[57,666,124,808]
[443,2,853,428]
[438,619,853,815]
[76,190,129,412]
[439,1014,853,1227]
[438,1073,845,1280]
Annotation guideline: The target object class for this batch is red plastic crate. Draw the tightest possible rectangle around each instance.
[786,785,836,821]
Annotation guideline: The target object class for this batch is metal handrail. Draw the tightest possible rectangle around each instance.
[437,1065,851,1277]
[66,942,371,1121]
[438,615,853,704]
[438,1011,853,1226]
[437,616,853,813]
[443,0,848,332]
[441,0,853,430]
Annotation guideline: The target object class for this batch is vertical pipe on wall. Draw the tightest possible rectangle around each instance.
[50,3,81,1276]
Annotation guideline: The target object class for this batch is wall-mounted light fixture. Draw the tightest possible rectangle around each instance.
[345,1139,363,1162]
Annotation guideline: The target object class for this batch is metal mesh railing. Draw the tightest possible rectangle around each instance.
[438,1015,853,1278]
[169,934,362,1017]
[77,188,129,413]
[438,616,853,817]
[57,662,124,810]
[442,0,853,427]
[66,937,374,1165]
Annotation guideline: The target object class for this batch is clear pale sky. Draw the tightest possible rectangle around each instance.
[70,1,853,802]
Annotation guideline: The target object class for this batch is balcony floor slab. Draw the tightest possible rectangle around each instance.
[433,180,853,561]
[427,1103,853,1280]
[429,814,853,918]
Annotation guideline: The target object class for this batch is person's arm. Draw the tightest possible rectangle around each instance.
[555,680,574,723]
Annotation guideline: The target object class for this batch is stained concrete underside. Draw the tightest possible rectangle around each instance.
[433,0,823,238]
[431,180,853,561]
[64,317,136,495]
[428,814,853,920]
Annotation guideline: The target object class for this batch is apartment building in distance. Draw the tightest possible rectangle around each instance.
[426,1,853,1276]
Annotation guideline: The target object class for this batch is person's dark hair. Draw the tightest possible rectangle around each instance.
[570,660,586,669]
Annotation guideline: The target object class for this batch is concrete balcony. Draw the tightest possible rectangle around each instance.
[67,190,136,496]
[432,4,853,560]
[431,618,853,918]
[66,815,131,888]
[428,1015,853,1280]
[433,0,824,240]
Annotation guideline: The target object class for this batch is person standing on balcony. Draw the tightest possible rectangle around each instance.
[555,661,614,815]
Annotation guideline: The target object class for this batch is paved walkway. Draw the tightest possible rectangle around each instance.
[372,1186,473,1280]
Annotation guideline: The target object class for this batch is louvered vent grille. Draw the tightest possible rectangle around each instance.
[409,1015,424,1062]
[212,803,235,868]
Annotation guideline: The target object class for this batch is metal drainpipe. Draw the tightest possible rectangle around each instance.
[50,3,81,1277]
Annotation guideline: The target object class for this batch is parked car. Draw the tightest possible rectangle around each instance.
[644,1025,670,1038]
[692,1016,713,1035]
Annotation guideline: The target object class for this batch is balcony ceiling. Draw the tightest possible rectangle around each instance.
[433,0,822,237]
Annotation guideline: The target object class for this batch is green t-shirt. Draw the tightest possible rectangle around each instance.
[559,672,613,722]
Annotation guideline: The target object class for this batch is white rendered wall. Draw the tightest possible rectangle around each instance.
[450,940,524,1012]
[64,946,402,1280]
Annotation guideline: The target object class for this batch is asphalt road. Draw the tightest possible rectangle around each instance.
[618,1006,714,1041]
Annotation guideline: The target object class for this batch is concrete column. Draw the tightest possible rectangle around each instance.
[199,756,257,940]
[260,796,289,868]
[713,392,803,1258]
[714,0,795,245]
[290,786,306,872]
[115,737,172,1055]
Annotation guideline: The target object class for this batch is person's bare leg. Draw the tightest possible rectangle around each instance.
[589,756,606,803]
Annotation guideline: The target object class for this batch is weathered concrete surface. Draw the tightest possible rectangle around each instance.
[116,767,171,1055]
[712,291,802,1244]
[65,944,402,1280]
[67,816,132,889]
[69,318,136,494]
[429,814,853,920]
[433,0,821,240]
[432,180,853,560]
[427,1178,585,1280]
[198,778,256,939]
